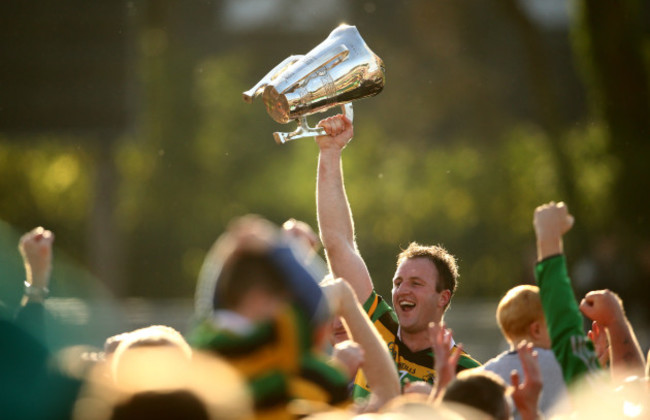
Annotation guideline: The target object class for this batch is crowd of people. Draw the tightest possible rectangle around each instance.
[1,114,648,420]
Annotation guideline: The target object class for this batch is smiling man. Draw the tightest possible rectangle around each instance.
[314,115,480,400]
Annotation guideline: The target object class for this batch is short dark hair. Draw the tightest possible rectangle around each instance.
[442,370,510,420]
[111,390,210,420]
[397,242,459,307]
[215,252,289,311]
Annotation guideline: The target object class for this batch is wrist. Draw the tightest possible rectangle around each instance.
[536,237,563,261]
[604,316,628,334]
[24,280,49,302]
[319,146,344,158]
[519,408,543,420]
[30,273,51,289]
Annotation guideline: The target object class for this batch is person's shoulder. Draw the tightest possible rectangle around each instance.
[456,348,482,369]
[533,347,564,369]
[364,290,397,321]
[481,350,514,369]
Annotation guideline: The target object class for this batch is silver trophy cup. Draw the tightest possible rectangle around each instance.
[243,24,385,144]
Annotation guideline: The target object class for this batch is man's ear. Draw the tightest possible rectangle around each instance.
[439,289,452,309]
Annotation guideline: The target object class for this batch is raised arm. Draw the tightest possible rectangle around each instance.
[15,227,54,342]
[321,277,400,408]
[19,227,54,305]
[579,289,645,381]
[315,115,373,302]
[533,202,600,385]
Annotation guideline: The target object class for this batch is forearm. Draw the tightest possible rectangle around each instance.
[340,298,400,403]
[606,318,645,379]
[536,255,600,384]
[317,149,356,253]
[317,149,373,301]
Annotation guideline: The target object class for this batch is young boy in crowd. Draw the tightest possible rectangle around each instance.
[482,285,570,418]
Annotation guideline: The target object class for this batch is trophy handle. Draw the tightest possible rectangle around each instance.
[273,102,354,144]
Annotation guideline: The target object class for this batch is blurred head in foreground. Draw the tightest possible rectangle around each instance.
[74,346,252,420]
[442,369,510,420]
[194,214,330,332]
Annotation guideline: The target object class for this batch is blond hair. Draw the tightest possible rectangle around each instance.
[496,285,544,343]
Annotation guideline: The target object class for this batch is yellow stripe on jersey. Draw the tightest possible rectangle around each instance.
[227,309,300,376]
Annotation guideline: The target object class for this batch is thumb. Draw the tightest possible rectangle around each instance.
[567,215,575,228]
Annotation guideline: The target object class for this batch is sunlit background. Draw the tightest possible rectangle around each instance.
[1,0,649,361]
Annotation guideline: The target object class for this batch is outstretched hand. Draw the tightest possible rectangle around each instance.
[282,218,320,255]
[510,341,543,420]
[587,320,610,368]
[19,227,54,289]
[320,276,356,317]
[315,114,353,151]
[427,321,461,402]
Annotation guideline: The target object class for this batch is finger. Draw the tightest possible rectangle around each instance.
[567,215,575,227]
[526,342,534,353]
[579,298,594,317]
[592,321,601,336]
[443,326,452,342]
[450,344,463,366]
[510,370,520,388]
[327,115,344,133]
[339,115,352,131]
[428,322,444,348]
[317,118,334,134]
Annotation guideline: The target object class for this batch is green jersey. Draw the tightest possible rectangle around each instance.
[535,255,602,385]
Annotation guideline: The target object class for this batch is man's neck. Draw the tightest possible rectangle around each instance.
[398,328,435,353]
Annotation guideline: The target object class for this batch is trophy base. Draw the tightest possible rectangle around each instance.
[273,103,353,144]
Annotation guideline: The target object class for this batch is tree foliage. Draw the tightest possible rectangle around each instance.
[0,0,648,316]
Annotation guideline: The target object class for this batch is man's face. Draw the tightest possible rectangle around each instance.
[392,257,447,334]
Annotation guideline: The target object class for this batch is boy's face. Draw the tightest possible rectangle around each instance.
[537,318,551,349]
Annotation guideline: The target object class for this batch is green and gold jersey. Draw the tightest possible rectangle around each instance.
[190,305,350,419]
[352,291,481,400]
